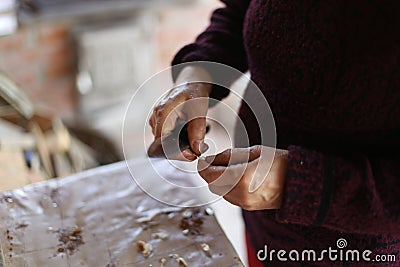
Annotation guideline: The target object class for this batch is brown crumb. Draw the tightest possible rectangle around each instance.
[136,240,153,258]
[55,227,84,255]
[50,189,59,201]
[201,243,211,257]
[151,230,169,240]
[169,254,188,266]
[16,223,29,230]
[3,196,13,203]
[177,257,188,267]
[179,208,204,235]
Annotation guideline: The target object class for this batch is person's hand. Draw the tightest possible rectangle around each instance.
[197,146,288,210]
[149,66,212,160]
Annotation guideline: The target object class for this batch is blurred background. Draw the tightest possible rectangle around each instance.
[0,0,226,156]
[0,0,248,264]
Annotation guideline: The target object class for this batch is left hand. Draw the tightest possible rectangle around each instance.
[197,145,288,210]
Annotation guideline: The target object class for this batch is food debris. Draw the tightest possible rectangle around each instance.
[205,207,214,215]
[139,220,160,230]
[182,229,189,235]
[177,257,188,267]
[201,243,211,257]
[179,208,204,235]
[50,188,59,201]
[55,227,84,255]
[169,254,188,267]
[15,223,29,230]
[2,195,15,207]
[6,228,14,258]
[182,210,192,218]
[160,258,167,266]
[136,240,153,258]
[151,230,169,240]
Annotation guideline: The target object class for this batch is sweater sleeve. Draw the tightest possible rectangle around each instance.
[276,145,400,236]
[171,0,250,100]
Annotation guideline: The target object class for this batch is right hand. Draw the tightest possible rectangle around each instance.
[149,66,212,161]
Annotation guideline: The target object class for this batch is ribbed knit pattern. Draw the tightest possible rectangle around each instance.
[172,1,400,265]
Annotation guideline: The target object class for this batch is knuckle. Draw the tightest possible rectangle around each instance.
[241,197,254,211]
[154,104,164,113]
[263,191,276,204]
[156,100,173,111]
[238,179,250,191]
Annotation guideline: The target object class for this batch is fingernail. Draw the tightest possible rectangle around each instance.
[197,158,209,171]
[192,140,205,155]
[200,142,209,154]
[182,150,196,161]
[205,155,213,164]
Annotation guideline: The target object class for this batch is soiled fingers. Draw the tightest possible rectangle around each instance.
[205,146,262,166]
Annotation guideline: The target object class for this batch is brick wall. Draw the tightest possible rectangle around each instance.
[153,0,221,70]
[0,0,220,120]
[0,22,77,119]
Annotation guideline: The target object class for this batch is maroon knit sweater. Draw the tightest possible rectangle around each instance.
[172,1,400,266]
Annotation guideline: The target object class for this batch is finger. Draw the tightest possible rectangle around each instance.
[206,149,232,166]
[222,194,242,207]
[153,95,186,138]
[187,117,208,156]
[186,97,209,155]
[197,161,225,184]
[168,148,197,162]
[208,184,233,197]
[206,146,262,166]
[154,105,180,138]
[197,158,246,187]
[149,114,157,135]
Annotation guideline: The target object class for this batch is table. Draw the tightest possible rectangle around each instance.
[0,159,243,266]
